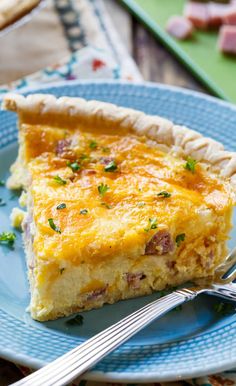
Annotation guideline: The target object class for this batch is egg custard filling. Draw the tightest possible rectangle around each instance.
[3,94,235,321]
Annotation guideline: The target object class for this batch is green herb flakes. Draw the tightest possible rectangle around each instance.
[66,314,84,326]
[10,190,21,200]
[102,147,110,153]
[53,175,67,185]
[184,157,197,173]
[67,161,80,172]
[173,305,183,312]
[157,191,171,198]
[175,233,185,247]
[48,218,61,233]
[80,154,90,162]
[98,183,109,197]
[101,202,112,209]
[104,160,117,172]
[0,198,6,207]
[80,209,88,215]
[89,140,98,150]
[214,302,235,316]
[158,289,169,297]
[144,217,158,232]
[0,232,16,246]
[60,268,65,275]
[56,203,66,210]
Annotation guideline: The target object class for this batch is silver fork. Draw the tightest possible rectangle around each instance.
[12,248,236,386]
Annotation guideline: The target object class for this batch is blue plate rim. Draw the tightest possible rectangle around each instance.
[0,79,236,382]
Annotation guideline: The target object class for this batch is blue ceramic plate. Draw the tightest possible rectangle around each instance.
[0,81,236,382]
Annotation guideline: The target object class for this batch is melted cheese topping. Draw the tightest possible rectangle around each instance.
[24,125,234,266]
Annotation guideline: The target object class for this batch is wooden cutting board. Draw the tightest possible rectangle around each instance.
[120,0,236,103]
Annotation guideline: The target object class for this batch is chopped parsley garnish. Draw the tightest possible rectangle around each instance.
[56,203,66,210]
[102,147,110,153]
[176,233,185,247]
[157,191,171,198]
[101,202,112,209]
[48,218,61,233]
[66,314,84,326]
[214,302,235,316]
[89,140,98,150]
[184,157,197,173]
[53,175,67,185]
[104,160,118,172]
[0,180,5,186]
[60,268,65,275]
[98,183,109,197]
[159,288,176,298]
[0,232,16,246]
[10,190,21,200]
[80,154,90,162]
[80,209,88,215]
[173,305,183,312]
[0,198,6,207]
[67,161,80,172]
[144,217,158,232]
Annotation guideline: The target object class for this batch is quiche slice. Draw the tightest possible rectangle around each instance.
[3,93,236,321]
[0,0,40,30]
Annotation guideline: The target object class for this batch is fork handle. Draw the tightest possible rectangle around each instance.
[11,288,198,386]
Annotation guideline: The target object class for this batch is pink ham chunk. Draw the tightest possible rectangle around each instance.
[166,15,194,40]
[218,25,236,54]
[145,230,174,255]
[208,2,229,27]
[56,139,71,156]
[125,272,146,289]
[184,2,209,29]
[224,6,236,25]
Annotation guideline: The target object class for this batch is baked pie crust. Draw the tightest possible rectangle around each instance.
[0,0,40,30]
[2,93,236,321]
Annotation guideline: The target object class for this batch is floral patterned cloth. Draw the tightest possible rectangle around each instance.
[0,1,235,385]
[0,45,137,94]
[0,0,141,94]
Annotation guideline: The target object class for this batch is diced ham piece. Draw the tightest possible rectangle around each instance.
[208,2,229,27]
[166,15,194,40]
[145,230,174,255]
[55,139,77,161]
[56,139,71,156]
[224,6,236,25]
[87,286,107,300]
[218,25,236,54]
[99,157,115,165]
[184,2,209,29]
[82,169,97,176]
[125,272,146,289]
[166,260,176,270]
